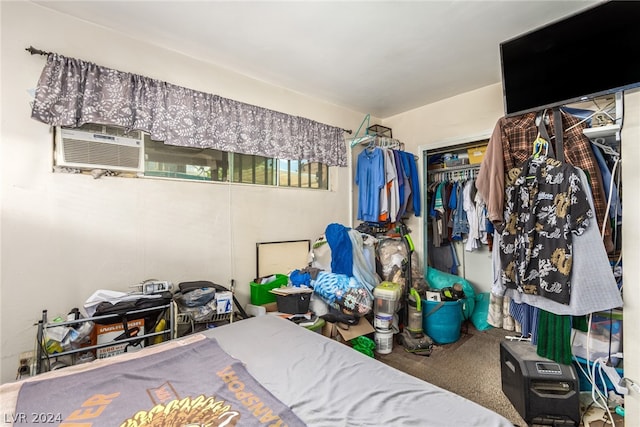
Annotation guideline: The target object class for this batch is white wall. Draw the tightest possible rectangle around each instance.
[381,83,505,288]
[0,1,363,383]
[620,89,639,423]
[384,83,640,423]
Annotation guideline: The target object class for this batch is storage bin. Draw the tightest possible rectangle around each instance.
[366,124,392,138]
[275,291,312,314]
[571,321,622,366]
[422,299,464,344]
[250,274,289,305]
[573,356,624,395]
[467,145,487,164]
[444,158,469,168]
[374,282,401,315]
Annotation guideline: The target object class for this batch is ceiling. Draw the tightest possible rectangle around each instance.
[31,1,600,118]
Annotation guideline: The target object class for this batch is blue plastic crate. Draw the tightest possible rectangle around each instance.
[573,356,624,395]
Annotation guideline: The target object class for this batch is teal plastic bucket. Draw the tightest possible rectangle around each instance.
[422,299,464,344]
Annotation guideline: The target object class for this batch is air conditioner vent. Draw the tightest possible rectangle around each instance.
[56,127,144,172]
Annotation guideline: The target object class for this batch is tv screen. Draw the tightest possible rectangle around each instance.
[500,1,640,116]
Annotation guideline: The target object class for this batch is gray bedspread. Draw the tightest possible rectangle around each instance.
[204,315,513,427]
[0,315,513,427]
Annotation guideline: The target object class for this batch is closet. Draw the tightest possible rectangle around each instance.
[423,137,493,294]
[422,92,624,334]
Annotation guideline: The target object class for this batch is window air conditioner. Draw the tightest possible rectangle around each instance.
[55,127,144,173]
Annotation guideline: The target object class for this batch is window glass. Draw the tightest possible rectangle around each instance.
[144,135,227,182]
[231,153,276,185]
[278,160,328,189]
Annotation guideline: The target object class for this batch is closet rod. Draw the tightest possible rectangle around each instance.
[427,164,480,174]
[23,45,354,135]
[428,164,480,183]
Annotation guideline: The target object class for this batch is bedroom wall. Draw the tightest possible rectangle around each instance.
[620,89,639,423]
[381,83,504,293]
[384,84,640,423]
[0,1,362,383]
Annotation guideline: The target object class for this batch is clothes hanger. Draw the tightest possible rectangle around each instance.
[535,109,556,142]
[532,134,548,159]
[526,116,550,180]
[366,137,376,152]
[349,114,372,148]
[590,137,620,159]
[563,98,617,132]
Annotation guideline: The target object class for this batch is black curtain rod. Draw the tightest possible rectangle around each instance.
[24,45,353,134]
[26,46,50,56]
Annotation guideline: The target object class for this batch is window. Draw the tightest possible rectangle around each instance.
[144,136,228,182]
[278,160,328,189]
[55,124,329,190]
[231,153,275,185]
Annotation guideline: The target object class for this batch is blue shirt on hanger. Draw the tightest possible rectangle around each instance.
[355,147,385,222]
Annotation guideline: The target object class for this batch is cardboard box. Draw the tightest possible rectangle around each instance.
[215,291,233,314]
[93,318,145,359]
[322,321,339,340]
[322,317,375,342]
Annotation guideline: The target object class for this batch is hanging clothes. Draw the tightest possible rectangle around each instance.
[355,143,419,223]
[396,151,411,219]
[451,181,469,240]
[393,149,408,219]
[476,111,614,253]
[536,310,573,365]
[504,168,623,315]
[400,151,421,217]
[509,301,540,344]
[500,156,592,305]
[378,148,399,223]
[427,173,484,274]
[463,179,481,252]
[487,293,516,331]
[427,171,490,252]
[591,143,622,222]
[355,147,385,222]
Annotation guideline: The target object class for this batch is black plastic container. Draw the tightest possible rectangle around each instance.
[276,292,311,314]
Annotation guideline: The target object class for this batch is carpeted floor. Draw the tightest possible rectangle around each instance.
[375,322,625,427]
[376,322,527,426]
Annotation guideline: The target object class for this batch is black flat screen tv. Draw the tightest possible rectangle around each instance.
[500,0,640,117]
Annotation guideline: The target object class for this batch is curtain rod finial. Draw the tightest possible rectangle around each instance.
[25,46,50,56]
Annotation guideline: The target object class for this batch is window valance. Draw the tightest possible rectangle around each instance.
[31,54,347,167]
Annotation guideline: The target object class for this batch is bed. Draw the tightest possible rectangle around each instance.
[0,315,513,426]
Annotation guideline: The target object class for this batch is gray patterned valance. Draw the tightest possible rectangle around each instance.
[31,54,347,167]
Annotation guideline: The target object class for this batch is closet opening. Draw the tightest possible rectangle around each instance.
[422,136,492,295]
